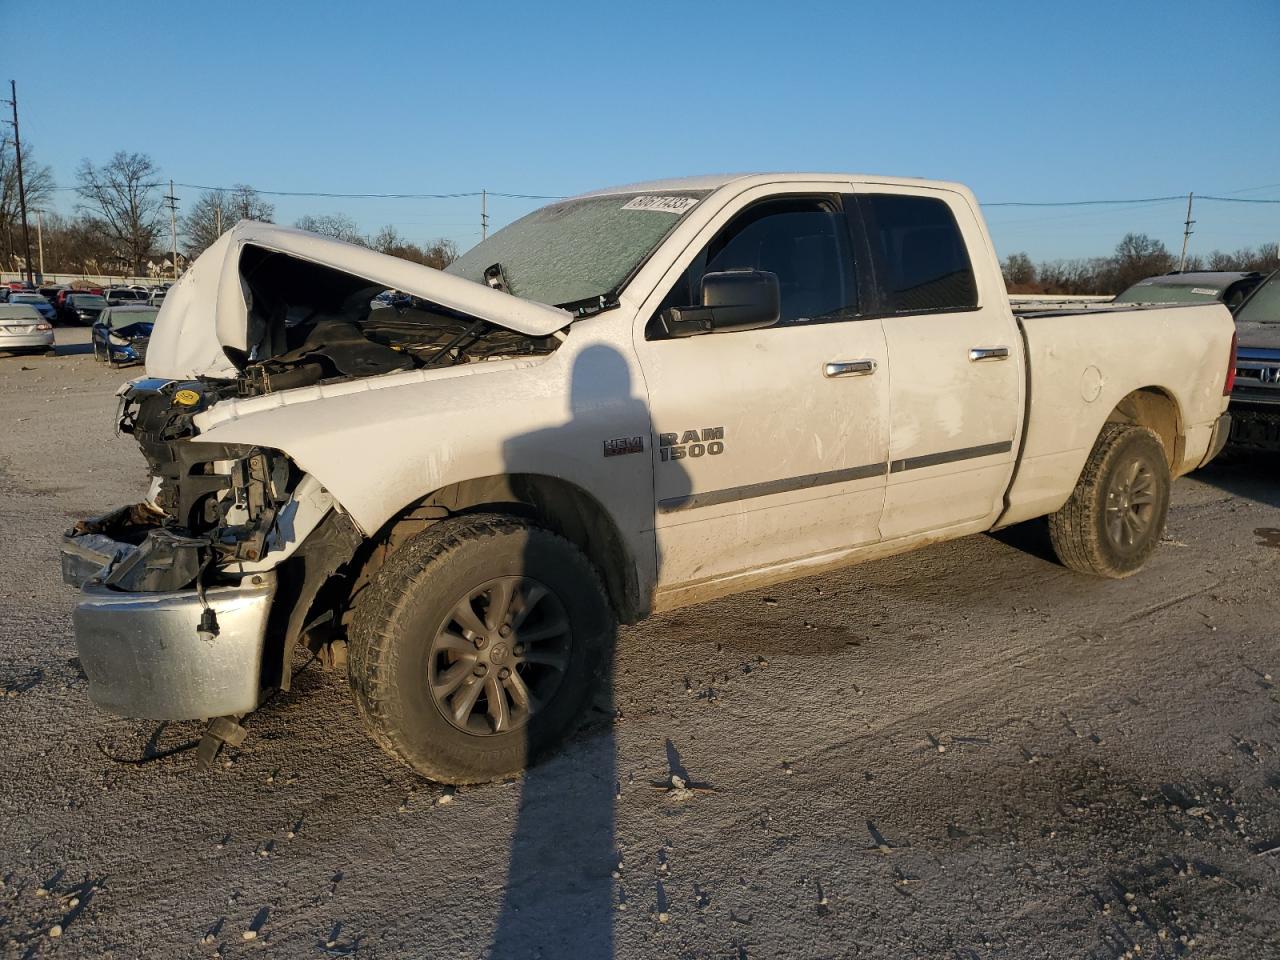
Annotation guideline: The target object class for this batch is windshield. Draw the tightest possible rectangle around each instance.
[12,294,43,303]
[445,191,709,308]
[1236,272,1280,324]
[72,295,107,307]
[1113,281,1224,304]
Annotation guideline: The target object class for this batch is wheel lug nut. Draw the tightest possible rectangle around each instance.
[513,644,524,656]
[498,667,510,680]
[474,663,488,676]
[474,636,487,649]
[499,625,511,638]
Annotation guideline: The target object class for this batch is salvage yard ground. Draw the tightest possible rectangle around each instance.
[1,328,1278,959]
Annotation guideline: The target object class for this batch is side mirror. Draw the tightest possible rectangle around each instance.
[661,269,780,338]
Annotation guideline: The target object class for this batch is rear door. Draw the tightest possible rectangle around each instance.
[851,187,1023,539]
[634,184,891,589]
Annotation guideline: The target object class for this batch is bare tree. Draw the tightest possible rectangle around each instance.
[0,138,55,272]
[38,210,114,274]
[183,184,275,257]
[371,224,458,268]
[1206,245,1280,274]
[75,151,164,276]
[294,212,366,245]
[1001,251,1036,289]
[1109,232,1173,290]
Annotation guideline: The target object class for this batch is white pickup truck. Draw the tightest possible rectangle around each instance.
[61,173,1236,783]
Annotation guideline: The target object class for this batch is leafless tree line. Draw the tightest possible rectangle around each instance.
[0,143,458,277]
[1002,233,1280,296]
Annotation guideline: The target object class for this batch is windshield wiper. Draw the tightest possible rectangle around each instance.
[557,293,618,320]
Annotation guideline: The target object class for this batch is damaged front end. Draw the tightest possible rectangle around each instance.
[62,377,358,721]
[63,222,572,726]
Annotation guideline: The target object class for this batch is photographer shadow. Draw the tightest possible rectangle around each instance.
[488,342,689,958]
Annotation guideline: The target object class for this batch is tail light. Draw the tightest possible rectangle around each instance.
[1223,329,1238,395]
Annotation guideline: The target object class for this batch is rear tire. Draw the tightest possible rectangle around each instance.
[1048,423,1171,578]
[347,513,614,784]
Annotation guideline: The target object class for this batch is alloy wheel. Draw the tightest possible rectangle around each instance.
[427,576,571,736]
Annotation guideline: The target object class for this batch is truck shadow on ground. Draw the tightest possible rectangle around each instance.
[1194,450,1280,509]
[987,519,1059,567]
[989,447,1280,566]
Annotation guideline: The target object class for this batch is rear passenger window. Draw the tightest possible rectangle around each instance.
[860,194,977,313]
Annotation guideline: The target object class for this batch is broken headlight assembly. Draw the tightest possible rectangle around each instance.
[84,443,299,594]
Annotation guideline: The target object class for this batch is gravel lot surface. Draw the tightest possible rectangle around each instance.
[1,328,1278,959]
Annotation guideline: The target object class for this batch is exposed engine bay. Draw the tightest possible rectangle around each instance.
[229,245,561,393]
[65,245,564,599]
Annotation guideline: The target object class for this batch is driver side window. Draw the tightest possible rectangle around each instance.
[648,196,859,339]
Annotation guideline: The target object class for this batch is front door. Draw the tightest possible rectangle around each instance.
[634,187,890,592]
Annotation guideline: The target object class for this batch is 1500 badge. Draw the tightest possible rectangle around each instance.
[659,427,725,461]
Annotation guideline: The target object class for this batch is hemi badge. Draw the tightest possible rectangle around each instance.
[603,436,645,457]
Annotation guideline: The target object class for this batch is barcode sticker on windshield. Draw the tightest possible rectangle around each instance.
[1191,288,1217,296]
[622,195,699,214]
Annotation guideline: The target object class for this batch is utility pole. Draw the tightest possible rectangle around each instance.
[164,179,180,281]
[4,80,35,285]
[35,209,44,277]
[481,189,488,240]
[1178,192,1195,273]
[215,206,222,237]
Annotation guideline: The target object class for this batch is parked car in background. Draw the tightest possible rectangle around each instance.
[1114,271,1265,310]
[91,304,158,366]
[105,288,148,305]
[0,303,54,355]
[4,281,36,294]
[147,289,167,308]
[55,287,104,317]
[1225,269,1280,452]
[39,285,67,305]
[7,292,58,324]
[61,292,109,326]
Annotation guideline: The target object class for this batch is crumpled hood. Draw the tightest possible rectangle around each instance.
[1236,321,1280,354]
[112,321,154,340]
[144,221,573,380]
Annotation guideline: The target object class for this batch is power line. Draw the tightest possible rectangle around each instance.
[1195,194,1280,205]
[985,195,1184,207]
[174,182,565,201]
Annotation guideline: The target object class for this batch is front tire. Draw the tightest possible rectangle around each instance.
[347,513,614,784]
[1048,423,1171,578]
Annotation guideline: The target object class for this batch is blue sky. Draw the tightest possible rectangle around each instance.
[7,0,1279,262]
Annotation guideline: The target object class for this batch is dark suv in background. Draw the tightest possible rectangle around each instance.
[1227,270,1280,451]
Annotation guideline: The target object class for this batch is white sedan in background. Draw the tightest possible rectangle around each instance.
[0,304,55,355]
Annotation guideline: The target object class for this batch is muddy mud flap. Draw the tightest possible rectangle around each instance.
[1200,412,1232,466]
[71,572,277,720]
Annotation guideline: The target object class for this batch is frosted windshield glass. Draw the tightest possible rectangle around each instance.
[446,192,708,307]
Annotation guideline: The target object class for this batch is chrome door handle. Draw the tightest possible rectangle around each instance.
[823,359,878,378]
[969,346,1010,362]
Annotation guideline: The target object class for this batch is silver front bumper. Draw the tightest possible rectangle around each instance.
[71,572,276,720]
